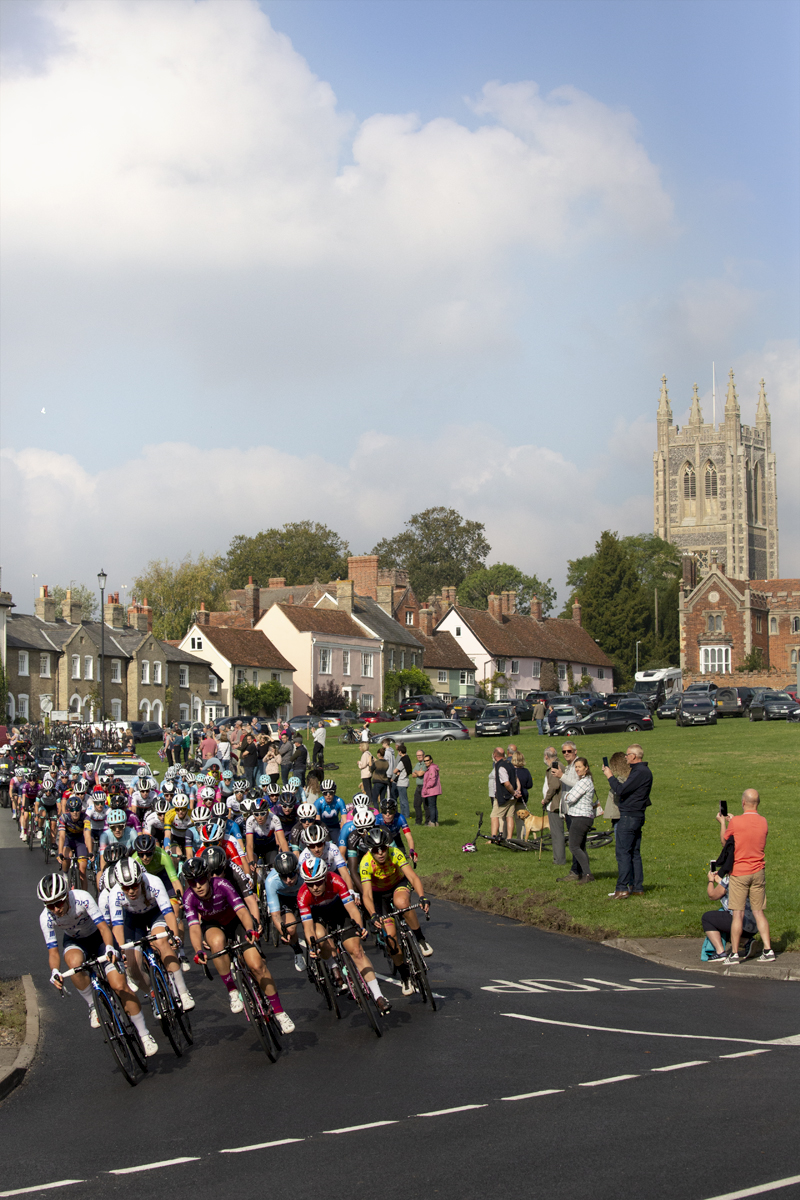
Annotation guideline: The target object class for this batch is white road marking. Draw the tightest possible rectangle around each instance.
[578,1074,639,1087]
[719,1050,772,1059]
[0,1184,85,1198]
[583,977,648,991]
[699,1174,800,1199]
[416,1104,488,1117]
[108,1158,200,1175]
[219,1139,304,1154]
[651,1060,708,1072]
[501,1089,565,1101]
[501,1013,796,1046]
[324,1121,399,1134]
[376,972,445,998]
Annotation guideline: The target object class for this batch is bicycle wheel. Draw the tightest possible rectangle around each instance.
[27,819,36,852]
[67,858,80,890]
[405,933,437,1011]
[151,965,184,1057]
[0,786,9,809]
[94,987,140,1086]
[307,957,333,1011]
[42,823,52,865]
[340,951,382,1038]
[586,829,614,849]
[503,837,536,851]
[233,965,278,1061]
[319,958,342,1018]
[168,974,194,1046]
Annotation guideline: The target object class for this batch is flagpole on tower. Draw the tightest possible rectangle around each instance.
[712,362,716,427]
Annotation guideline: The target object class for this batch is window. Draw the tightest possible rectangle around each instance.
[460,670,467,685]
[792,617,800,634]
[389,649,395,670]
[790,649,798,667]
[557,663,566,681]
[405,611,414,626]
[683,468,696,499]
[140,660,149,684]
[17,694,29,719]
[496,657,506,673]
[111,659,121,683]
[410,653,416,668]
[707,614,723,633]
[361,653,374,678]
[71,654,80,679]
[496,688,508,700]
[437,670,448,683]
[342,650,350,676]
[209,674,218,693]
[701,646,731,674]
[598,668,604,680]
[705,465,718,498]
[18,651,29,676]
[319,648,332,674]
[510,660,519,675]
[400,651,405,669]
[153,661,162,684]
[111,699,122,720]
[532,661,541,678]
[769,617,778,635]
[180,704,190,721]
[193,702,201,721]
[756,615,762,634]
[190,636,203,651]
[271,672,281,682]
[179,666,189,688]
[236,668,245,684]
[515,689,527,698]
[84,656,94,680]
[361,694,374,710]
[469,672,475,685]
[252,671,258,685]
[39,654,50,678]
[455,626,461,636]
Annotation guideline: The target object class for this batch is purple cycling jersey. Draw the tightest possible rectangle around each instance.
[183,876,246,928]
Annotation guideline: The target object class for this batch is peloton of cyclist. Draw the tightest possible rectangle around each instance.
[359,827,431,997]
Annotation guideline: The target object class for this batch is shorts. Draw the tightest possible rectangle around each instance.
[310,898,350,933]
[727,870,766,912]
[153,870,177,900]
[39,802,59,818]
[64,834,89,858]
[121,906,169,945]
[372,882,410,918]
[491,798,517,821]
[201,914,247,946]
[63,928,121,973]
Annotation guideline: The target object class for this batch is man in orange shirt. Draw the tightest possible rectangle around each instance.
[717,789,774,964]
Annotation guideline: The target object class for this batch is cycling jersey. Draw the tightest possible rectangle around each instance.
[299,842,347,875]
[40,889,104,949]
[99,827,138,853]
[164,808,193,834]
[338,818,364,850]
[130,788,156,812]
[224,819,244,843]
[108,872,173,927]
[264,867,301,915]
[84,801,109,834]
[271,804,297,834]
[288,820,320,851]
[133,845,179,886]
[183,877,246,928]
[359,846,409,890]
[143,811,166,838]
[297,873,353,924]
[217,859,254,899]
[58,811,87,840]
[245,812,283,842]
[314,796,347,833]
[377,812,412,841]
[220,835,245,867]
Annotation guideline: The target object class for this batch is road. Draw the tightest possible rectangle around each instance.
[1,813,799,1200]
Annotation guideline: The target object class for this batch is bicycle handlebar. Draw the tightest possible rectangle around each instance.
[118,930,172,951]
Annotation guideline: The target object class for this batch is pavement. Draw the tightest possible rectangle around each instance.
[603,935,800,981]
[1,811,800,1200]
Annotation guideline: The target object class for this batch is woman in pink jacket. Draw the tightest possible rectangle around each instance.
[421,754,441,827]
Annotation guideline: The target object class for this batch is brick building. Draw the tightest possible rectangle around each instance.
[345,556,421,629]
[412,607,477,703]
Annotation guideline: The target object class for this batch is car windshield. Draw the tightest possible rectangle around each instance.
[483,707,511,718]
[552,706,576,716]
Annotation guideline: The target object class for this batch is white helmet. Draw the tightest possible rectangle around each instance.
[200,786,216,803]
[193,805,212,825]
[114,858,143,888]
[353,807,375,831]
[297,802,317,821]
[37,874,69,904]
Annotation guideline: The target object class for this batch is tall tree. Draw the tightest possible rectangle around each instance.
[132,554,230,641]
[457,562,557,616]
[373,507,490,601]
[226,521,350,589]
[577,531,650,686]
[49,583,99,620]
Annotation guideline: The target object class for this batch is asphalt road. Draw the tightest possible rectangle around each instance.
[1,813,799,1200]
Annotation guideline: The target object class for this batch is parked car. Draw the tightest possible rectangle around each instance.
[545,697,591,720]
[656,695,680,720]
[397,695,450,719]
[747,691,800,722]
[524,690,551,706]
[450,697,486,719]
[546,704,588,732]
[676,696,718,727]
[714,686,754,718]
[370,718,469,745]
[606,692,638,709]
[287,715,318,731]
[129,721,164,743]
[508,699,533,721]
[610,696,651,718]
[359,711,394,724]
[474,704,521,737]
[321,710,357,725]
[549,707,654,736]
[684,681,719,694]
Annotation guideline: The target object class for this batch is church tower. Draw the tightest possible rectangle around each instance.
[652,370,779,581]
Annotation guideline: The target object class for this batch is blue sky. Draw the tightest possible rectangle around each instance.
[1,0,798,610]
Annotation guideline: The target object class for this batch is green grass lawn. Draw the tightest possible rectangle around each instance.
[134,717,799,949]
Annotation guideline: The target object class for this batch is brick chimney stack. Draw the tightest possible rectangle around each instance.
[196,601,210,627]
[336,579,354,614]
[418,607,434,637]
[572,600,582,626]
[244,576,259,626]
[487,593,504,621]
[35,585,56,623]
[682,556,697,593]
[268,578,286,589]
[64,588,83,625]
[104,592,125,628]
[141,597,153,633]
[501,590,517,616]
[376,583,393,616]
[440,586,457,607]
[347,555,379,600]
[531,595,543,621]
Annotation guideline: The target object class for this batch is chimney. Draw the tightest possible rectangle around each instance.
[64,587,83,625]
[487,593,503,621]
[127,602,149,634]
[336,579,354,614]
[572,600,582,626]
[244,576,259,626]
[196,601,210,627]
[35,585,57,623]
[501,590,517,615]
[376,583,393,616]
[682,556,697,593]
[268,577,286,589]
[104,593,125,628]
[141,597,153,633]
[441,586,457,607]
[418,607,434,637]
[347,555,380,600]
[531,595,543,621]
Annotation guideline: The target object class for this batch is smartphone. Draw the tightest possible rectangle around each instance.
[602,756,609,768]
[709,859,717,872]
[720,800,728,817]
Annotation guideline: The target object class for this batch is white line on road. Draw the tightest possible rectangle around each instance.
[719,1050,772,1059]
[219,1139,304,1154]
[699,1174,800,1199]
[416,1104,488,1117]
[324,1121,399,1134]
[108,1158,200,1175]
[582,977,648,991]
[651,1060,709,1072]
[501,1013,798,1047]
[578,1074,639,1087]
[0,1184,85,1198]
[501,1089,565,1101]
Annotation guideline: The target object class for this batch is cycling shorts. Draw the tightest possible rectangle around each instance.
[64,834,89,858]
[372,882,411,919]
[63,928,121,973]
[201,914,247,946]
[153,870,177,900]
[122,906,169,945]
[313,898,350,934]
[39,800,59,814]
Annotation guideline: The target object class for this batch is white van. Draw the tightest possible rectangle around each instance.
[634,668,683,708]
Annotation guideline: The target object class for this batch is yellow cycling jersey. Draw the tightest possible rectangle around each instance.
[163,807,192,832]
[359,846,409,890]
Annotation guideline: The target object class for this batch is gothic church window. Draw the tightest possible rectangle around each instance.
[683,468,696,499]
[704,465,717,499]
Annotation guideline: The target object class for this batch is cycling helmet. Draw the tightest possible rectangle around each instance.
[193,805,212,825]
[172,795,190,811]
[297,802,317,821]
[364,827,390,851]
[379,796,398,815]
[353,807,376,831]
[178,767,189,778]
[102,767,114,779]
[301,822,328,848]
[154,797,170,815]
[101,866,117,893]
[201,846,228,875]
[15,768,25,779]
[162,779,177,795]
[199,785,215,802]
[103,843,128,866]
[114,858,143,888]
[70,765,80,776]
[182,858,209,884]
[42,778,55,792]
[107,808,127,826]
[222,770,233,781]
[133,833,156,857]
[299,856,328,883]
[233,779,248,793]
[37,874,69,904]
[238,797,254,815]
[321,779,336,794]
[137,766,148,779]
[286,777,301,792]
[212,801,228,820]
[267,782,281,797]
[43,772,54,783]
[274,851,298,878]
[66,797,83,813]
[138,778,152,791]
[165,765,178,779]
[204,772,217,784]
[257,774,271,789]
[200,821,225,844]
[351,792,371,806]
[246,787,262,801]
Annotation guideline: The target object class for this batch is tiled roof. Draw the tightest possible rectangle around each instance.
[412,630,475,670]
[199,626,296,671]
[450,605,614,667]
[276,604,374,641]
[748,579,800,609]
[351,596,423,648]
[160,642,218,671]
[7,613,73,652]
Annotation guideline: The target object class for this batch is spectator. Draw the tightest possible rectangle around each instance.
[305,768,323,803]
[371,747,390,805]
[359,722,371,744]
[393,742,412,822]
[601,751,628,839]
[558,757,597,883]
[411,750,427,825]
[239,734,259,787]
[264,742,281,787]
[511,751,533,840]
[541,747,567,866]
[312,721,326,768]
[278,731,294,785]
[717,789,774,963]
[358,743,374,796]
[702,868,757,962]
[199,729,218,770]
[489,746,516,839]
[602,744,653,899]
[532,700,546,735]
[421,753,441,826]
[290,734,309,787]
[217,731,232,767]
[381,738,397,799]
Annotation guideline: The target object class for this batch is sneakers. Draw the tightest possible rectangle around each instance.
[706,951,728,962]
[293,953,306,973]
[400,974,414,996]
[19,830,25,840]
[578,874,596,884]
[141,1032,159,1057]
[739,938,754,961]
[181,960,192,973]
[609,890,630,899]
[418,938,433,957]
[89,1008,101,1029]
[330,965,346,992]
[229,990,244,1014]
[274,1011,295,1034]
[125,974,139,993]
[724,952,741,964]
[758,948,776,962]
[376,996,392,1016]
[179,991,195,1012]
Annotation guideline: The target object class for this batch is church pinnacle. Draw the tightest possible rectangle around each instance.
[755,377,770,424]
[724,368,740,418]
[657,374,672,422]
[688,382,703,426]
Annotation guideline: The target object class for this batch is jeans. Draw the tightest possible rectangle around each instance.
[280,762,290,785]
[536,719,545,734]
[424,793,439,824]
[371,780,388,806]
[567,815,593,878]
[243,763,256,787]
[396,786,409,822]
[615,813,646,892]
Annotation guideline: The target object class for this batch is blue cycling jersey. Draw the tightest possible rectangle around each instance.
[376,812,411,840]
[264,866,301,915]
[224,819,243,842]
[315,796,347,832]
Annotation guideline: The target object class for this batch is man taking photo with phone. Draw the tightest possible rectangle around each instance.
[602,744,652,899]
[716,789,774,963]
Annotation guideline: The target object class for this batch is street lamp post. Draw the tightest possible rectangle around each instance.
[635,641,641,674]
[98,570,107,733]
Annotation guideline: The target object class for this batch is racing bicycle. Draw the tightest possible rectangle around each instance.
[120,930,193,1058]
[59,953,148,1087]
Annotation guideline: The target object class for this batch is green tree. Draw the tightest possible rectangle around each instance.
[50,584,99,620]
[576,531,650,687]
[373,507,490,601]
[457,562,557,616]
[132,554,230,641]
[226,521,350,589]
[311,681,348,713]
[539,661,558,692]
[383,667,432,708]
[233,680,291,716]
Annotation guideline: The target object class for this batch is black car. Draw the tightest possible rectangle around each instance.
[474,704,521,737]
[509,698,533,721]
[656,695,680,720]
[684,681,719,695]
[129,721,165,743]
[550,708,654,736]
[449,697,486,719]
[676,696,717,727]
[524,690,550,706]
[398,695,450,719]
[748,691,800,722]
[714,686,754,718]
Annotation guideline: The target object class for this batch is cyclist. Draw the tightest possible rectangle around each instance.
[37,872,157,1055]
[376,796,417,863]
[263,852,306,972]
[57,797,91,887]
[99,809,138,874]
[143,796,171,845]
[18,772,40,842]
[109,858,194,1012]
[299,823,355,892]
[200,845,260,930]
[359,827,431,995]
[36,777,60,846]
[213,799,245,854]
[297,858,391,1016]
[132,833,183,911]
[270,785,296,835]
[244,799,290,873]
[338,807,376,896]
[181,858,294,1033]
[314,780,348,836]
[130,774,156,817]
[198,820,243,869]
[163,792,196,860]
[288,801,322,853]
[10,767,26,825]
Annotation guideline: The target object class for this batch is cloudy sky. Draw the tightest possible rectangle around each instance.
[1,0,798,611]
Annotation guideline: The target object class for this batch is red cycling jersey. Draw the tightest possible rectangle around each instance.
[297,873,352,924]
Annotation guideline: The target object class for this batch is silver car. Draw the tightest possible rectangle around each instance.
[370,719,470,744]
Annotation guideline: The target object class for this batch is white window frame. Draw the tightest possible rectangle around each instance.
[460,670,467,685]
[39,653,51,678]
[209,674,218,694]
[557,663,566,681]
[71,654,80,679]
[190,635,203,651]
[342,650,350,676]
[179,666,189,688]
[532,661,541,678]
[153,661,162,685]
[400,651,405,669]
[17,694,29,719]
[598,668,604,680]
[236,668,245,685]
[84,655,94,681]
[510,659,519,675]
[361,652,374,678]
[468,671,475,685]
[271,672,281,682]
[701,646,731,674]
[389,649,395,670]
[496,657,506,673]
[140,660,150,684]
[319,648,332,675]
[179,704,190,721]
[437,669,448,683]
[252,670,258,685]
[111,698,122,720]
[18,651,29,676]
[110,659,121,683]
[405,611,414,626]
[360,694,374,710]
[791,649,798,666]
